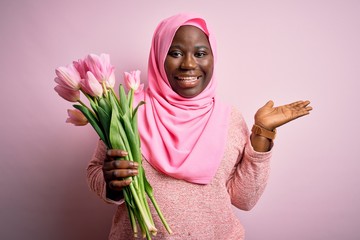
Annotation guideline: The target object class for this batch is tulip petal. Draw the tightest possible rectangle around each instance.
[73,58,89,80]
[55,64,81,90]
[80,72,103,97]
[106,69,116,88]
[66,109,88,126]
[124,70,142,92]
[135,83,144,94]
[54,85,80,102]
[85,53,115,87]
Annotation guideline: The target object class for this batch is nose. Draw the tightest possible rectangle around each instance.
[180,54,196,70]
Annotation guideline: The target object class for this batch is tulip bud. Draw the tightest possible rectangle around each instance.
[124,70,144,93]
[66,109,88,126]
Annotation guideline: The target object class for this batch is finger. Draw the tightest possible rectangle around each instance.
[295,102,312,113]
[104,168,138,181]
[305,106,313,112]
[291,100,311,108]
[296,100,311,109]
[103,160,138,171]
[263,100,274,108]
[302,100,311,107]
[112,168,139,178]
[109,179,132,191]
[288,100,305,108]
[292,108,311,119]
[105,149,128,161]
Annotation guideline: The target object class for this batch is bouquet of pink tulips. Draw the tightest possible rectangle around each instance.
[54,53,172,239]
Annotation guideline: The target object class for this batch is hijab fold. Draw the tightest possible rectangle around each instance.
[135,13,231,184]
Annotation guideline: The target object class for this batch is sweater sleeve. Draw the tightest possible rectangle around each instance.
[226,109,272,211]
[86,140,124,205]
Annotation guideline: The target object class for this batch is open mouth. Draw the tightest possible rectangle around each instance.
[175,76,201,82]
[174,75,202,89]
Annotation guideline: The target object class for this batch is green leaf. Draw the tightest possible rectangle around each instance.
[131,101,144,147]
[97,106,111,144]
[143,174,153,197]
[109,89,123,116]
[96,97,112,144]
[121,115,141,163]
[109,106,126,150]
[108,94,133,161]
[131,111,140,147]
[119,84,129,115]
[73,104,107,145]
[84,94,98,112]
[133,101,145,119]
[89,96,98,112]
[98,97,111,115]
[128,89,134,116]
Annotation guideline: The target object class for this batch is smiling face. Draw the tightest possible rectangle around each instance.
[164,25,214,98]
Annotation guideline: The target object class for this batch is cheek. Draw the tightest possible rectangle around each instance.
[164,57,170,75]
[203,60,214,79]
[164,57,177,76]
[164,58,173,84]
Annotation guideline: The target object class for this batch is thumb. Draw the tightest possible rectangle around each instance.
[263,100,274,108]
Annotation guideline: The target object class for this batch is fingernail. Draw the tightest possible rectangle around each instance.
[132,162,139,168]
[121,150,128,155]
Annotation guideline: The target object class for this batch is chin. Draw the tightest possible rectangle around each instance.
[177,90,201,98]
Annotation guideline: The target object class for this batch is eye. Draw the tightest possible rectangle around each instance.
[195,51,208,58]
[168,50,183,58]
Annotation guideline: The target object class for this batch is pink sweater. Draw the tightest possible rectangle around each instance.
[87,107,272,239]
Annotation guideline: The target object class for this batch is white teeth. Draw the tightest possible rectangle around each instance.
[176,76,198,81]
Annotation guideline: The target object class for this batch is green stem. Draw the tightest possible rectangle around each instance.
[77,99,86,107]
[148,194,173,234]
[128,183,157,233]
[102,81,108,98]
[77,99,98,120]
[128,89,134,116]
[124,191,138,237]
[140,172,154,228]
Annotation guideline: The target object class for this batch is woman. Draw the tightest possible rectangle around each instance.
[87,13,312,239]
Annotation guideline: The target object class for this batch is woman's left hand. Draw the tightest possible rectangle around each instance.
[254,100,313,130]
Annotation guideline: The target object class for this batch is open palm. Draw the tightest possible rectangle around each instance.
[255,100,313,130]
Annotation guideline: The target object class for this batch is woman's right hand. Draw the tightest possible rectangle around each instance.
[103,149,139,199]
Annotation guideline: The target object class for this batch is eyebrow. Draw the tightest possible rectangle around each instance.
[195,45,210,50]
[169,44,210,50]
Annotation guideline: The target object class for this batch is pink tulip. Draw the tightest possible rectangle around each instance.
[73,58,89,80]
[55,64,81,90]
[85,53,115,88]
[66,109,88,126]
[54,85,80,102]
[80,71,103,97]
[124,70,144,93]
[107,70,115,88]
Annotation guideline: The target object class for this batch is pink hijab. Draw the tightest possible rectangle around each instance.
[135,13,231,184]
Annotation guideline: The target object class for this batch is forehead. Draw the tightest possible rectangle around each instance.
[171,25,210,46]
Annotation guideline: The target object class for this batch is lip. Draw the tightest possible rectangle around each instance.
[174,75,202,88]
[175,75,201,80]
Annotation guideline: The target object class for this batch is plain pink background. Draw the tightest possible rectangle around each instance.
[1,0,359,239]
